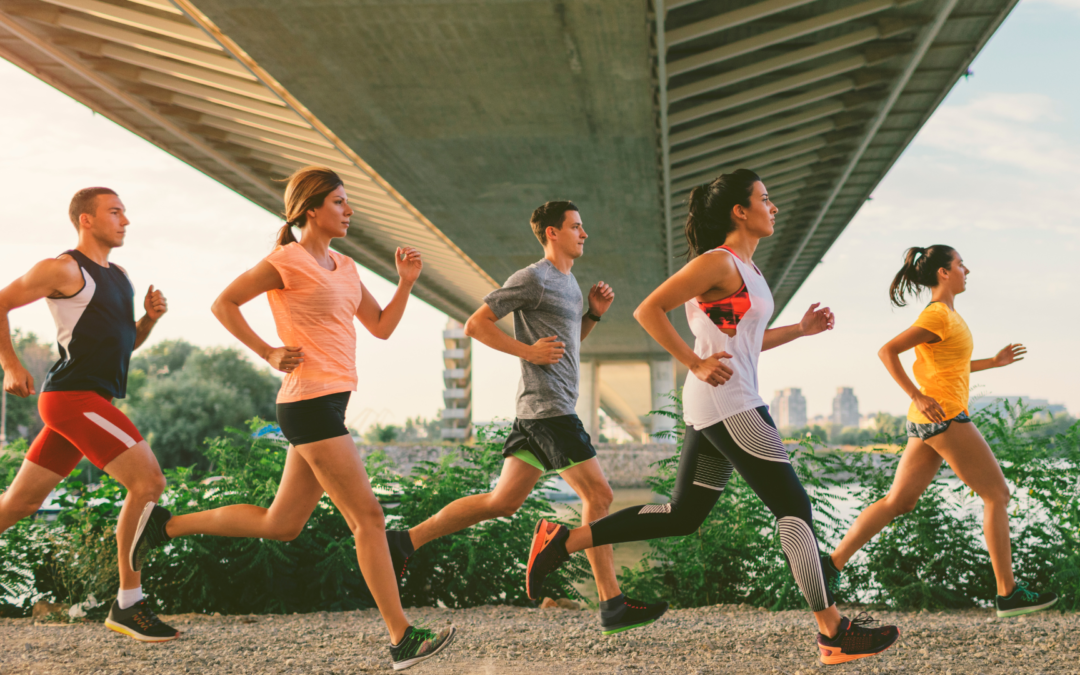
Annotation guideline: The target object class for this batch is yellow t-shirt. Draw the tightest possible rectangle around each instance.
[907,302,973,424]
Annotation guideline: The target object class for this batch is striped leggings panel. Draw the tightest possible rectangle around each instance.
[589,406,833,612]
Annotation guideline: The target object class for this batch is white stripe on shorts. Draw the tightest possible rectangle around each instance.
[84,412,137,448]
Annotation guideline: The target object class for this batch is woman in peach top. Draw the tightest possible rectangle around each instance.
[824,245,1056,618]
[130,167,455,669]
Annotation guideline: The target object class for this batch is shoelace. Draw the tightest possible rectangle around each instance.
[848,611,880,630]
[398,627,437,657]
[132,603,164,630]
[1016,585,1039,603]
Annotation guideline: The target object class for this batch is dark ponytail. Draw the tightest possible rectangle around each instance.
[683,168,760,259]
[889,245,956,307]
[277,166,344,247]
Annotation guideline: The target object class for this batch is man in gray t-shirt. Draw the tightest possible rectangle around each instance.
[387,201,668,634]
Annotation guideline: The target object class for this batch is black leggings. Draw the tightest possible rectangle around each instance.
[590,406,834,612]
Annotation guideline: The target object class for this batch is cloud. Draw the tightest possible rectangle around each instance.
[1025,0,1080,14]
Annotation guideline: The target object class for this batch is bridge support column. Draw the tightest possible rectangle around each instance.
[576,360,601,443]
[649,357,676,443]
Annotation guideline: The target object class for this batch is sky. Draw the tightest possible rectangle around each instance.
[1,0,1076,428]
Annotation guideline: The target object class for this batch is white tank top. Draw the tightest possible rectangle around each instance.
[682,247,774,430]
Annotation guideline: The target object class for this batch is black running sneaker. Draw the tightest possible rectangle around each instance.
[526,519,570,601]
[130,502,171,572]
[389,625,456,671]
[104,599,179,643]
[821,553,843,595]
[600,594,669,635]
[817,612,899,664]
[386,530,415,581]
[996,583,1058,617]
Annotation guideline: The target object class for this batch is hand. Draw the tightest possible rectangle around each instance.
[690,352,734,387]
[992,343,1026,368]
[395,247,423,284]
[527,336,565,365]
[798,302,834,336]
[144,285,168,321]
[266,346,304,374]
[912,392,946,423]
[588,281,614,317]
[2,362,35,398]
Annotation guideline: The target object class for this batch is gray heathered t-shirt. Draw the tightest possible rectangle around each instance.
[483,259,583,420]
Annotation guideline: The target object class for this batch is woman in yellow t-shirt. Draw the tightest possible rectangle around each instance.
[825,245,1057,618]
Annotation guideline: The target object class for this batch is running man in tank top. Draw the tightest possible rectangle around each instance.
[0,188,177,642]
[824,246,1057,618]
[384,201,669,636]
[130,167,455,670]
[526,170,901,665]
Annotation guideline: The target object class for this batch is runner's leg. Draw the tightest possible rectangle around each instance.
[408,455,542,549]
[166,445,324,540]
[291,433,410,643]
[102,441,166,591]
[0,459,64,532]
[924,421,1015,596]
[559,458,619,600]
[830,437,942,569]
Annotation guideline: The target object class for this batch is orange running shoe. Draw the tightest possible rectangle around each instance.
[526,518,570,600]
[817,613,899,665]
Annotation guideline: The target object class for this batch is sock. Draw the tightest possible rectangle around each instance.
[599,593,626,613]
[117,586,143,610]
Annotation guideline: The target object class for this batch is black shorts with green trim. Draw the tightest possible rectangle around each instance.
[502,414,596,473]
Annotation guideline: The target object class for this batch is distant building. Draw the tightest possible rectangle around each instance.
[771,388,807,429]
[972,396,1069,417]
[831,387,860,428]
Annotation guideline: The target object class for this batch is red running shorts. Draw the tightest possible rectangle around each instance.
[26,390,144,477]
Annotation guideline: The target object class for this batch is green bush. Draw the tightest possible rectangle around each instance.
[617,395,1078,612]
[0,420,586,616]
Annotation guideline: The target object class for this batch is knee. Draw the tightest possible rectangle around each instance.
[981,487,1011,509]
[580,483,614,513]
[349,499,387,534]
[269,521,306,542]
[2,496,44,521]
[488,493,526,519]
[884,494,918,516]
[131,471,166,498]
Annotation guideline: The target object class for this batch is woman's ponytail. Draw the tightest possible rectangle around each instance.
[889,245,955,307]
[277,220,299,246]
[276,166,344,248]
[682,168,760,259]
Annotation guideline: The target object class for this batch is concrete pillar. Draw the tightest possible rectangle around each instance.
[649,357,677,443]
[441,319,472,441]
[576,360,601,442]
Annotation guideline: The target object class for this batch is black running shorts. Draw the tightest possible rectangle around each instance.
[276,391,351,446]
[501,414,597,472]
[906,410,971,441]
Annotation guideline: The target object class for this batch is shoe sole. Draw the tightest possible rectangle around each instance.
[997,597,1059,617]
[129,502,157,573]
[819,630,900,665]
[104,618,180,643]
[392,626,457,671]
[602,605,669,635]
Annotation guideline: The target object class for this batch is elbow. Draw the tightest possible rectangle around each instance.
[210,296,228,320]
[632,303,647,326]
[463,316,479,338]
[877,345,893,364]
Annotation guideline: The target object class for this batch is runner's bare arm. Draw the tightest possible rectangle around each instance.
[464,304,565,366]
[879,326,946,422]
[0,258,84,397]
[761,303,835,351]
[634,254,735,387]
[211,260,302,373]
[581,281,613,342]
[355,247,421,340]
[971,343,1026,373]
[133,285,168,350]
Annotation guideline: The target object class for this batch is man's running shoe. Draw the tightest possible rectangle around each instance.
[104,599,179,643]
[599,594,668,635]
[389,625,456,671]
[996,584,1058,617]
[817,612,899,665]
[821,553,842,594]
[130,502,171,573]
[526,518,570,601]
[386,530,415,580]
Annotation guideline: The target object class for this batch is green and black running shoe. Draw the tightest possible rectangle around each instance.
[130,502,172,572]
[600,594,668,635]
[821,553,843,594]
[389,625,457,671]
[996,584,1058,617]
[104,599,179,643]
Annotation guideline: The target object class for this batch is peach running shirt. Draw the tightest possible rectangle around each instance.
[265,243,362,403]
[907,302,973,424]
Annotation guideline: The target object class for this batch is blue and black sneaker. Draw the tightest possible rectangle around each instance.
[996,584,1058,617]
[599,594,668,635]
[389,625,456,671]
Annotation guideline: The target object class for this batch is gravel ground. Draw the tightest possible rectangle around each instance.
[3,604,1077,674]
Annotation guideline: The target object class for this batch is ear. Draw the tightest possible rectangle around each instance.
[731,203,748,222]
[546,225,559,242]
[78,212,93,230]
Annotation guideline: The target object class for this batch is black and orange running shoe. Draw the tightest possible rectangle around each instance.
[386,530,415,581]
[600,594,668,635]
[817,612,899,665]
[526,518,570,600]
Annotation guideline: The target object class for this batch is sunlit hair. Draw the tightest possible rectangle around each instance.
[278,166,344,246]
[683,169,760,259]
[68,187,117,231]
[889,245,956,307]
[530,201,579,246]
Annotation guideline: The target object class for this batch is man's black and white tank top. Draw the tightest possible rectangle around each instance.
[41,249,137,399]
[682,247,774,430]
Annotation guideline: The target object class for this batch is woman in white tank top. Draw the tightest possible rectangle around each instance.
[523,169,901,666]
